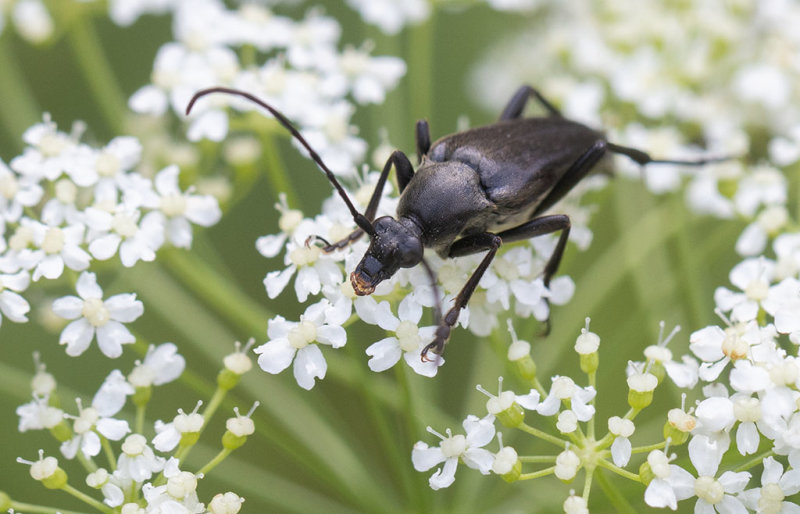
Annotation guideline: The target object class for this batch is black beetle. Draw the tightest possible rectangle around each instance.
[187,85,723,360]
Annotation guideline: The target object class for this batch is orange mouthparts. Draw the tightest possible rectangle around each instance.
[350,272,376,296]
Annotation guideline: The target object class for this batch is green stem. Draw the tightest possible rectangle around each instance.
[77,452,98,474]
[0,39,40,150]
[99,435,117,470]
[135,403,146,435]
[518,455,557,463]
[734,449,774,473]
[60,484,114,514]
[582,465,594,500]
[631,440,667,454]
[518,466,555,480]
[517,422,567,448]
[597,459,641,482]
[594,469,637,514]
[65,11,127,134]
[196,447,232,476]
[9,501,88,514]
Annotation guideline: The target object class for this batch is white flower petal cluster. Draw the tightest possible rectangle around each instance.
[0,117,222,342]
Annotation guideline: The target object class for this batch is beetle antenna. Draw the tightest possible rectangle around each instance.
[607,142,732,167]
[186,87,375,237]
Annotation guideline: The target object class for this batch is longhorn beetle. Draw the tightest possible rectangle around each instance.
[187,85,725,360]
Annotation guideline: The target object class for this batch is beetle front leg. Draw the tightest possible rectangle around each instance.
[320,150,414,252]
[499,85,562,120]
[422,233,502,359]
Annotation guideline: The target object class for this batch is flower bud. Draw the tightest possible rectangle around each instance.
[627,373,657,409]
[486,391,525,428]
[575,329,600,374]
[554,449,580,482]
[209,492,245,514]
[663,408,695,445]
[492,446,521,482]
[563,494,588,514]
[508,340,536,381]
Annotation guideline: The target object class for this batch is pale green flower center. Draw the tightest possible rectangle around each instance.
[278,209,303,233]
[161,193,187,217]
[340,48,368,76]
[324,114,349,143]
[121,434,147,456]
[112,212,138,238]
[54,179,77,204]
[733,397,760,422]
[81,298,110,327]
[288,320,317,349]
[41,228,65,254]
[695,476,724,504]
[30,456,59,480]
[289,245,320,267]
[0,173,19,199]
[39,133,68,157]
[745,278,769,301]
[9,226,34,251]
[758,483,785,514]
[396,320,420,352]
[487,390,515,415]
[440,434,467,458]
[96,152,121,177]
[74,407,99,434]
[722,330,748,360]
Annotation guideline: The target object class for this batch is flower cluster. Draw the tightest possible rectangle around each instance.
[0,116,221,355]
[11,341,254,513]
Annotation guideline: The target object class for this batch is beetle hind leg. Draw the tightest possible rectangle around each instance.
[499,85,562,120]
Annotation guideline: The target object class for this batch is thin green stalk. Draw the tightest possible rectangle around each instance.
[597,459,641,482]
[582,466,594,500]
[77,453,98,474]
[135,403,146,435]
[99,435,117,471]
[517,422,567,448]
[0,39,40,149]
[734,450,774,473]
[65,12,127,134]
[519,455,557,463]
[518,466,555,480]
[196,447,232,476]
[631,440,667,454]
[9,501,88,514]
[594,469,637,514]
[61,484,114,514]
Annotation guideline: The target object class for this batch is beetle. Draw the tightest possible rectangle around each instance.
[187,85,723,360]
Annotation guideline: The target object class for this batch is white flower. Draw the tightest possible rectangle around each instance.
[739,456,800,514]
[0,160,43,223]
[254,299,348,390]
[660,435,750,513]
[93,370,135,417]
[51,271,144,358]
[412,414,496,490]
[263,234,342,303]
[128,343,186,387]
[85,206,165,267]
[61,399,130,460]
[16,394,64,432]
[344,0,429,35]
[0,270,31,326]
[145,164,221,248]
[141,458,204,513]
[117,434,165,483]
[714,257,774,323]
[608,416,635,467]
[536,376,596,421]
[359,296,441,376]
[28,221,91,281]
[10,115,78,181]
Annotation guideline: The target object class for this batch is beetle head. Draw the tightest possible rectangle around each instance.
[351,216,423,295]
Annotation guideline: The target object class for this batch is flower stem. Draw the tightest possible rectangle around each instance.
[593,469,637,514]
[517,422,567,448]
[518,466,555,480]
[99,435,117,471]
[60,483,114,513]
[597,459,641,482]
[631,440,667,454]
[65,10,127,135]
[135,402,146,435]
[9,501,88,514]
[196,447,231,476]
[734,449,774,473]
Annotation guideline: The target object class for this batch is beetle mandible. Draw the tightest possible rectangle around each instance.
[187,85,723,360]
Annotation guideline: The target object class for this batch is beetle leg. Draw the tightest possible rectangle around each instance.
[499,85,562,121]
[422,233,503,359]
[532,140,608,218]
[416,120,431,162]
[322,150,414,252]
